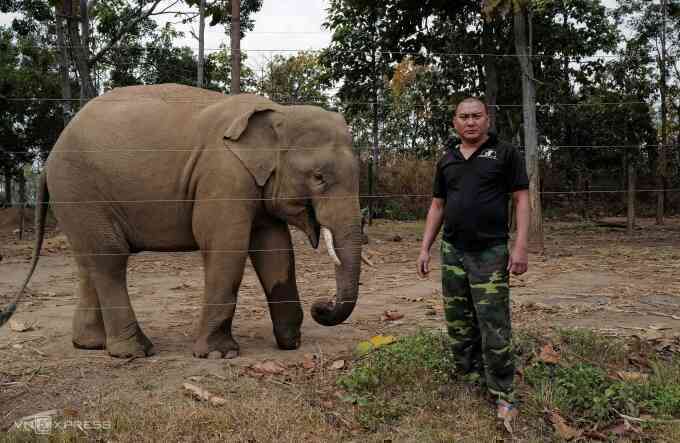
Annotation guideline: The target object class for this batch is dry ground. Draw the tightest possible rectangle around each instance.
[0,210,679,441]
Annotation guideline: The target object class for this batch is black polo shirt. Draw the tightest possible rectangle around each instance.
[433,134,529,251]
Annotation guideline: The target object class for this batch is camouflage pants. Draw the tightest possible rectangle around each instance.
[441,240,514,402]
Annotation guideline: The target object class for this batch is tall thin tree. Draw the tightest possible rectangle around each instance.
[197,0,206,88]
[484,0,544,252]
[231,0,241,94]
[657,0,668,224]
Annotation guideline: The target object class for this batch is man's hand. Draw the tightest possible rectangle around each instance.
[507,245,528,275]
[417,249,431,278]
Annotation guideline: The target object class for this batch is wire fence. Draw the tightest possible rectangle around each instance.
[0,189,677,209]
[27,43,680,60]
[1,144,677,155]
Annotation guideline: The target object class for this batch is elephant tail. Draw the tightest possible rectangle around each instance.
[0,172,49,328]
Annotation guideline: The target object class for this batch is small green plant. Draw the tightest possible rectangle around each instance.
[337,330,455,429]
[557,328,626,367]
[526,362,613,423]
[525,357,680,427]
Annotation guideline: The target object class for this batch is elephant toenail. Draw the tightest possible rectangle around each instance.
[207,351,223,359]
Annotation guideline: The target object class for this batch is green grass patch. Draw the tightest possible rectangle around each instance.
[339,327,680,439]
[556,328,627,367]
[337,330,455,429]
[522,330,680,431]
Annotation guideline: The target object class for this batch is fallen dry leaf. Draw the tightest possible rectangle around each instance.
[538,343,560,365]
[330,360,345,370]
[354,335,396,357]
[382,310,404,322]
[370,335,396,347]
[616,371,649,382]
[602,419,642,437]
[182,382,227,406]
[302,354,317,370]
[330,360,345,371]
[63,408,79,417]
[639,330,664,341]
[547,410,581,440]
[9,319,35,332]
[251,360,286,375]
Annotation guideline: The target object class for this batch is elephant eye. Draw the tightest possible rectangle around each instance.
[313,172,324,182]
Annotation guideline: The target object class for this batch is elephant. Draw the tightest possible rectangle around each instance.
[0,84,365,359]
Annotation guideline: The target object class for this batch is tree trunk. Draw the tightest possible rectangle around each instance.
[230,0,241,94]
[17,169,26,206]
[482,20,498,133]
[64,0,95,105]
[627,149,636,236]
[55,14,73,125]
[513,10,543,252]
[656,0,668,225]
[368,30,380,225]
[3,171,12,207]
[17,169,26,240]
[197,0,205,88]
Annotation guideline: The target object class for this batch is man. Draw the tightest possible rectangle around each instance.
[417,97,530,420]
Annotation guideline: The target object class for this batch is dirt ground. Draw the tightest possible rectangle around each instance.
[1,211,679,434]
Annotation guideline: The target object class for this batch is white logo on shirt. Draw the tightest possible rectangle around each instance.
[479,149,498,160]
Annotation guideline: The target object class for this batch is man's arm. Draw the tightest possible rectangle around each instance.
[508,189,530,275]
[417,198,445,277]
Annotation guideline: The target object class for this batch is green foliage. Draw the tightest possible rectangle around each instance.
[337,330,455,429]
[205,44,257,93]
[557,328,627,367]
[526,359,680,426]
[257,51,332,106]
[183,0,263,33]
[339,330,454,393]
[527,363,615,422]
[0,23,62,187]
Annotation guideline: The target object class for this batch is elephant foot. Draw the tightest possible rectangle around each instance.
[274,326,301,350]
[72,315,106,350]
[107,329,155,358]
[193,334,240,359]
[72,338,106,350]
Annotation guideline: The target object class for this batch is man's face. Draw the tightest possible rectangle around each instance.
[453,101,489,144]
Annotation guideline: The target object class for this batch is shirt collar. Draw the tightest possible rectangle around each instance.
[446,132,497,160]
[447,132,497,152]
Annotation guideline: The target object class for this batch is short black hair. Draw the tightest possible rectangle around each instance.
[454,97,489,116]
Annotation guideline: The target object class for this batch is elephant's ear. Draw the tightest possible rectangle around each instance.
[224,102,285,187]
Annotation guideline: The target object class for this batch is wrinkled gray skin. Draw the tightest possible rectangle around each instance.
[0,84,362,359]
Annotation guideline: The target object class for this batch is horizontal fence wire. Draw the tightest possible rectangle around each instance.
[28,43,680,60]
[2,97,656,108]
[3,189,680,208]
[2,144,677,155]
[5,290,680,311]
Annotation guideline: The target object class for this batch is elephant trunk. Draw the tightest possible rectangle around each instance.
[311,211,362,327]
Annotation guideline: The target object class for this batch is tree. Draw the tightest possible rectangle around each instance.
[257,52,332,106]
[204,44,256,92]
[0,24,62,206]
[182,0,264,92]
[482,0,545,251]
[617,0,680,223]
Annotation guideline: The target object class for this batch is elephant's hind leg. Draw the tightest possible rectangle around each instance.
[72,260,106,350]
[87,253,155,358]
[249,221,303,350]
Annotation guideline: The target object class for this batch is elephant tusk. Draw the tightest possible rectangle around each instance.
[361,252,374,267]
[321,227,342,267]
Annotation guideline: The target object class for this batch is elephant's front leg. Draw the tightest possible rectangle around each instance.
[249,220,303,350]
[193,245,248,359]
